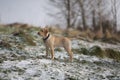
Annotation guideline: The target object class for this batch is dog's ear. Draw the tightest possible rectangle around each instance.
[45,28,49,33]
[44,28,49,34]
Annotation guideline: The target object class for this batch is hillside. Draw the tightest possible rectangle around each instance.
[0,25,120,80]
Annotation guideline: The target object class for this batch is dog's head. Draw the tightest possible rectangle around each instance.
[38,28,49,38]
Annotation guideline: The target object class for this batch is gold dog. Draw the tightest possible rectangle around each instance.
[38,28,73,62]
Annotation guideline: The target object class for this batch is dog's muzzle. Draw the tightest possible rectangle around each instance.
[38,32,40,35]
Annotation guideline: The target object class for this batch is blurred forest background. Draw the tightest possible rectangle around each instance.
[49,0,120,31]
[0,0,120,43]
[46,0,120,43]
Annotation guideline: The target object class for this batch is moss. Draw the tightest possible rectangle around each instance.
[89,46,105,58]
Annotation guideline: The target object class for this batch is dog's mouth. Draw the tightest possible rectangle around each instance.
[37,32,40,35]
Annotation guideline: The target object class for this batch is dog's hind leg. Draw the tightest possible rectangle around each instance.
[64,46,73,62]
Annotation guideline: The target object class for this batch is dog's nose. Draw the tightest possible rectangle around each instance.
[38,32,40,35]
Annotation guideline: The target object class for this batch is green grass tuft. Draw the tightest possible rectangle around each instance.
[73,45,120,61]
[89,46,105,58]
[72,48,89,55]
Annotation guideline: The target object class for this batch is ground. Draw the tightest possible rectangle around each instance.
[0,35,120,80]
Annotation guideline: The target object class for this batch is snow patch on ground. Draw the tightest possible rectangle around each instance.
[0,40,120,80]
[40,59,52,64]
[16,60,32,68]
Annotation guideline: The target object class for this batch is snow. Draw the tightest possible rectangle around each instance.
[0,39,120,80]
[25,68,38,76]
[0,57,120,80]
[1,60,16,69]
[40,59,52,64]
[0,49,11,54]
[16,60,32,69]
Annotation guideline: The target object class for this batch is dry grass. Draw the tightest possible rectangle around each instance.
[94,27,104,40]
[30,25,120,43]
[0,24,120,61]
[0,23,38,46]
[67,28,80,38]
[48,27,64,35]
[105,29,112,39]
[47,26,120,44]
[105,48,120,60]
[1,23,120,43]
[16,30,36,46]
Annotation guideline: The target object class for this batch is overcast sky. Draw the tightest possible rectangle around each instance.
[0,0,58,26]
[0,0,120,30]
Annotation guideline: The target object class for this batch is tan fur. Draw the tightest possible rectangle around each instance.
[38,28,73,62]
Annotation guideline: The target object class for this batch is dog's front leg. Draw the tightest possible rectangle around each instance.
[50,46,54,60]
[45,45,49,58]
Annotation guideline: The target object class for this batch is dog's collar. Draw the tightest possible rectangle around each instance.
[43,34,50,42]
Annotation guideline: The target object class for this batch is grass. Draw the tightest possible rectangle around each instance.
[89,46,105,58]
[0,24,120,61]
[73,46,120,61]
[72,48,89,55]
[105,48,120,60]
[18,30,36,46]
[0,40,11,49]
[1,24,120,43]
[0,25,38,47]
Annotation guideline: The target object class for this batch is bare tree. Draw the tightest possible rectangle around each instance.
[66,0,71,28]
[77,0,87,30]
[97,0,103,30]
[49,0,120,32]
[89,0,98,30]
[111,0,120,32]
[76,0,96,30]
[49,0,77,29]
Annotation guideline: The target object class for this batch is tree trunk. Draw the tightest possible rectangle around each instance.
[92,9,96,30]
[67,0,71,29]
[98,0,103,33]
[113,0,117,32]
[79,0,87,30]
